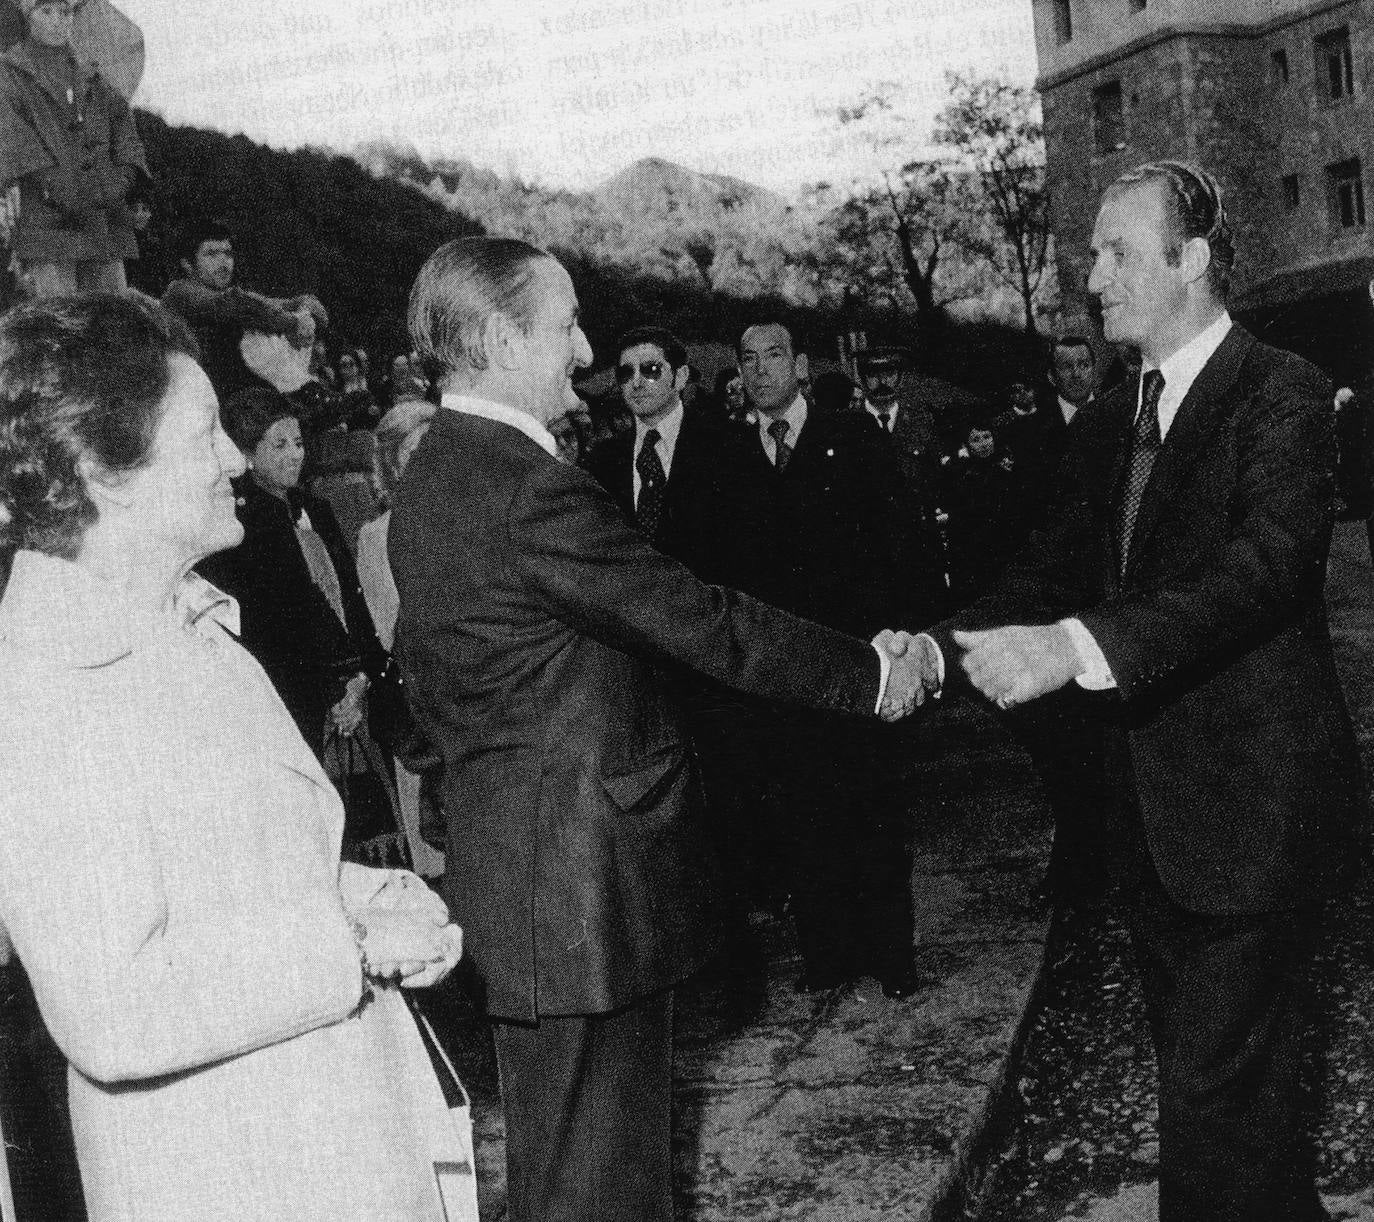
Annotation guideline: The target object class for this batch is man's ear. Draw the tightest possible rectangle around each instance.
[485,313,522,373]
[794,352,810,383]
[79,457,133,511]
[672,364,690,394]
[179,258,194,279]
[1179,236,1212,287]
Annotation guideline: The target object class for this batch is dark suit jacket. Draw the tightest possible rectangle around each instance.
[198,477,385,746]
[583,405,733,579]
[388,409,881,1020]
[934,325,1363,914]
[712,407,917,638]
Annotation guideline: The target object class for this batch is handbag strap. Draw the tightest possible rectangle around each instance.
[407,996,470,1109]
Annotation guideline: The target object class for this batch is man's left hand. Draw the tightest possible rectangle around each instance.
[952,624,1084,708]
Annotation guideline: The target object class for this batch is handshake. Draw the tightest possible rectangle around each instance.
[872,630,942,723]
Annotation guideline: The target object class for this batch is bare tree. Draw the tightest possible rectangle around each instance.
[934,72,1052,339]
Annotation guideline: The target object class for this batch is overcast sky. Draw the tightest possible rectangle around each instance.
[118,0,1037,197]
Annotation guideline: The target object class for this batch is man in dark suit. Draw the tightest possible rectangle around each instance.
[704,322,927,999]
[854,345,949,620]
[583,324,729,575]
[911,162,1363,1222]
[388,237,932,1222]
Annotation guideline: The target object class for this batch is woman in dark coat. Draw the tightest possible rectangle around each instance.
[198,386,385,760]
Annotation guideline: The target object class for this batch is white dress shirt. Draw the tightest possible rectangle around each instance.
[441,392,559,459]
[757,393,808,463]
[865,399,900,432]
[632,399,684,507]
[1062,311,1234,688]
[1057,394,1085,426]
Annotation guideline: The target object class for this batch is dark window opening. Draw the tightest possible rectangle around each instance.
[1052,0,1072,45]
[1282,174,1300,210]
[1129,0,1147,11]
[1328,158,1366,227]
[1092,80,1125,155]
[1271,48,1289,86]
[1315,27,1355,100]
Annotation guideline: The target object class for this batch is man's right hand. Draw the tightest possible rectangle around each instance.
[874,630,942,721]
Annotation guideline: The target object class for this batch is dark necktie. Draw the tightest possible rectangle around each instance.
[877,410,892,434]
[1118,369,1166,574]
[768,419,792,473]
[635,428,667,540]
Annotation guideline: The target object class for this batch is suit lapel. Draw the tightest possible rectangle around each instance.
[1121,325,1255,579]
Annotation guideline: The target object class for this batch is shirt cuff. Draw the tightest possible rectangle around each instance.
[872,642,891,714]
[1059,618,1116,690]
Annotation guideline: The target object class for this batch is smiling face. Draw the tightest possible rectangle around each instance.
[618,342,685,426]
[106,354,245,565]
[513,259,593,425]
[739,324,803,418]
[250,415,304,498]
[1088,179,1192,365]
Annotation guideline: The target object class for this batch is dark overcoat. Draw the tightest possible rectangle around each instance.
[388,409,879,1020]
[933,325,1364,913]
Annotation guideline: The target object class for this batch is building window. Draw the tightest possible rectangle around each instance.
[1271,48,1289,86]
[1129,0,1147,10]
[1328,158,1366,227]
[1282,174,1300,210]
[1315,27,1355,101]
[1052,0,1072,44]
[1092,81,1126,154]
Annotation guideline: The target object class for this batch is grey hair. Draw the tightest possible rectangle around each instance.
[407,236,551,383]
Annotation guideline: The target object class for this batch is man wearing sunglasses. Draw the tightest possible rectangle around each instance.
[585,325,733,571]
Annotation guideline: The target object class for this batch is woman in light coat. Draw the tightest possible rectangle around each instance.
[0,293,463,1221]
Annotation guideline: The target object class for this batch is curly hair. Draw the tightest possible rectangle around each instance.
[0,293,199,561]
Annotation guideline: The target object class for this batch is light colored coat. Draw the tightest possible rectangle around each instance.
[0,551,448,1221]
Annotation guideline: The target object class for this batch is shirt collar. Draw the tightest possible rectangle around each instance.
[0,550,240,669]
[441,393,559,459]
[1150,312,1232,402]
[757,393,809,447]
[634,399,684,454]
[864,399,899,424]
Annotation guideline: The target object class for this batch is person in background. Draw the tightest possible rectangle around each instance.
[198,386,385,763]
[0,292,462,1221]
[161,219,326,402]
[941,420,1029,608]
[0,0,147,296]
[337,347,381,431]
[356,400,444,879]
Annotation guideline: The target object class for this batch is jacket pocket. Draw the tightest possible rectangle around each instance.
[601,744,685,813]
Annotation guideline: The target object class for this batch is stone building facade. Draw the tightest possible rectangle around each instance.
[1033,0,1373,379]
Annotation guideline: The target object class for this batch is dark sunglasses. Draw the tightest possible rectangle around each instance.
[615,360,668,385]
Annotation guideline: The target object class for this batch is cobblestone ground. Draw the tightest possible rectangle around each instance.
[973,520,1374,1222]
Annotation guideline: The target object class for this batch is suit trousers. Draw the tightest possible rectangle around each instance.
[1123,846,1327,1222]
[492,989,675,1222]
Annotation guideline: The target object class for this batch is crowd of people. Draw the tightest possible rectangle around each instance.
[0,7,1367,1220]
